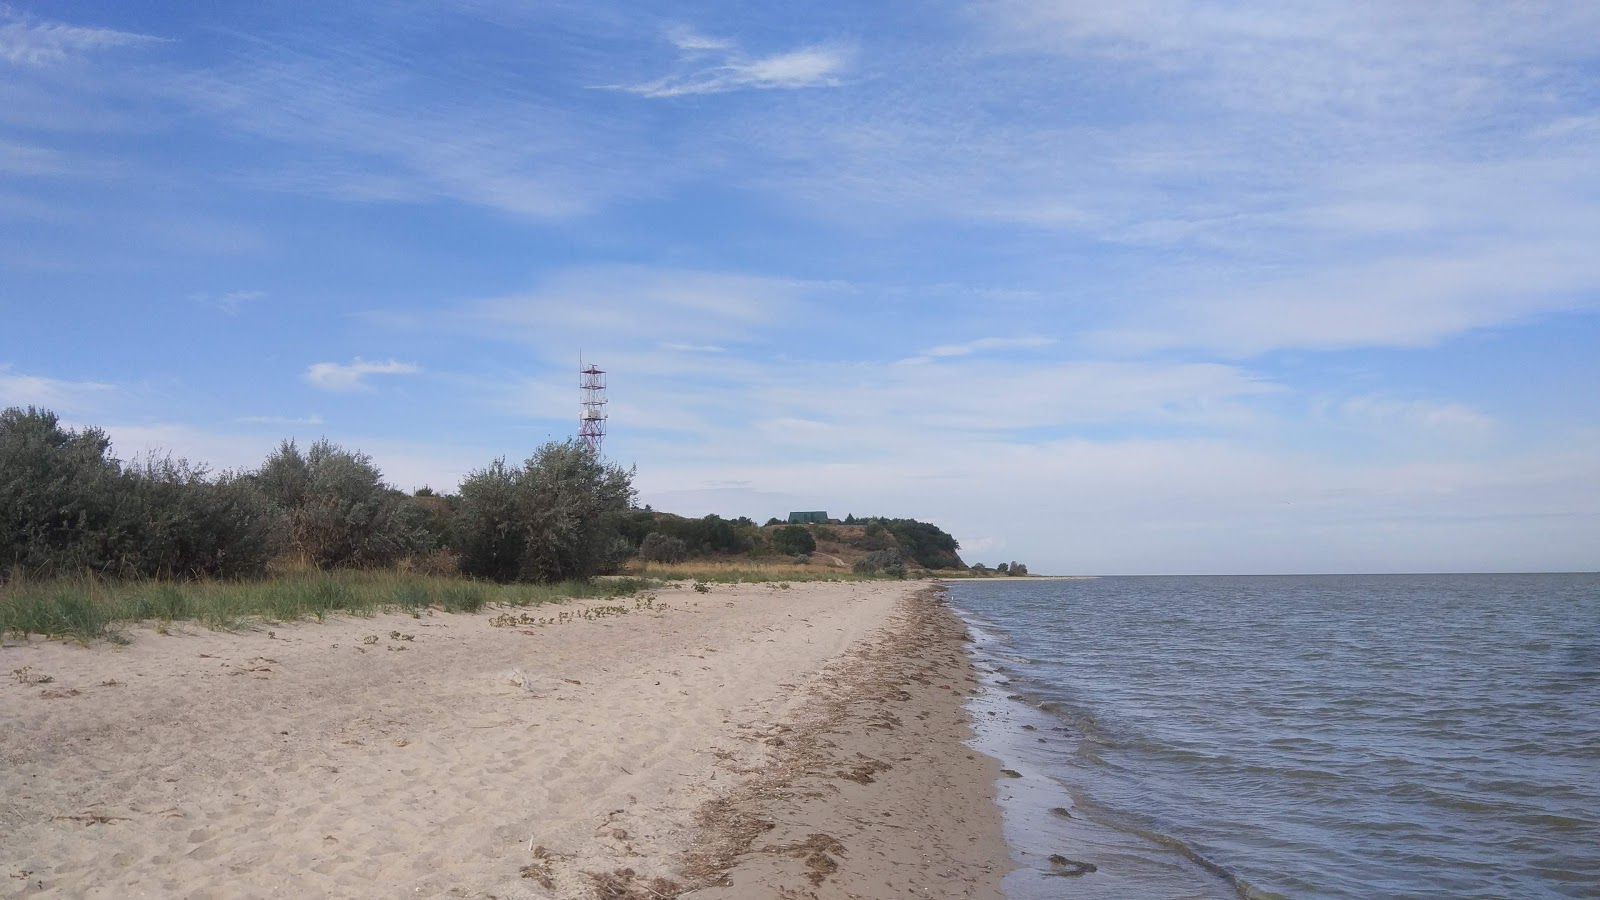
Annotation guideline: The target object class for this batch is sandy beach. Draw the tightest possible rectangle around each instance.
[1,580,1007,899]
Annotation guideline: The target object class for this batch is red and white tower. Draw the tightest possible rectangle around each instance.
[579,361,607,455]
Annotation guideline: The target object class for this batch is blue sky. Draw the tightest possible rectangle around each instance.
[2,1,1597,574]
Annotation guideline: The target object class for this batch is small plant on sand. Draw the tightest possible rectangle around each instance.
[693,581,711,593]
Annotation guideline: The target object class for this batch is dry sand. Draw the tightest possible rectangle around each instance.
[1,580,1008,899]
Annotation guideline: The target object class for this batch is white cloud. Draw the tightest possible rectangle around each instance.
[304,358,420,392]
[661,342,727,353]
[0,13,163,67]
[606,30,852,98]
[903,335,1056,364]
[190,289,266,313]
[1329,394,1494,436]
[464,266,801,348]
[0,365,114,412]
[234,414,325,426]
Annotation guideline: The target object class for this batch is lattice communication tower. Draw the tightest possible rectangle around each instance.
[579,361,607,455]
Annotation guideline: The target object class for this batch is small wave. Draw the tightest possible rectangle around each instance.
[1118,822,1287,900]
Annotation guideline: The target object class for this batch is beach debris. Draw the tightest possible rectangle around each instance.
[11,667,52,685]
[54,812,128,826]
[520,850,557,891]
[1049,806,1073,819]
[388,631,414,641]
[361,635,379,645]
[1000,769,1023,778]
[587,867,682,899]
[836,756,892,784]
[1045,854,1097,877]
[504,669,543,694]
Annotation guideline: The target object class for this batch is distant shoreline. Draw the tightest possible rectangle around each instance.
[937,574,1098,581]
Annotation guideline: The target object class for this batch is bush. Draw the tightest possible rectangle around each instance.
[0,407,286,580]
[639,532,689,564]
[453,441,636,583]
[257,439,432,569]
[771,524,817,556]
[852,548,906,578]
[0,407,126,578]
[646,513,761,556]
[121,455,288,579]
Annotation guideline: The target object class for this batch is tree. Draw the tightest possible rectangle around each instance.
[771,524,816,556]
[996,562,1009,574]
[1,407,130,577]
[122,455,287,579]
[639,532,688,564]
[1,407,286,580]
[258,439,432,569]
[454,441,636,583]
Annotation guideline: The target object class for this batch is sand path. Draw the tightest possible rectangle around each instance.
[3,581,972,898]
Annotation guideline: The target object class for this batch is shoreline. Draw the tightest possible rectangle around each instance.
[1,580,1009,898]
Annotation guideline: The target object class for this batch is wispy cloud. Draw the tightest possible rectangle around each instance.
[462,266,801,349]
[604,28,852,98]
[0,365,114,412]
[661,342,727,353]
[902,335,1055,364]
[191,289,267,314]
[1326,394,1495,437]
[234,414,325,427]
[305,359,420,392]
[0,11,164,67]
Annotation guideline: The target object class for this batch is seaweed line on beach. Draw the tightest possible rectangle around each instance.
[616,583,996,898]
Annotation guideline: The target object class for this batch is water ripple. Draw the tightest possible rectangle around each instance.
[950,573,1600,899]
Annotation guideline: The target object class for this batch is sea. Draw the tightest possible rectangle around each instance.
[944,574,1600,899]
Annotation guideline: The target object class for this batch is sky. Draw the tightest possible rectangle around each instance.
[2,1,1598,575]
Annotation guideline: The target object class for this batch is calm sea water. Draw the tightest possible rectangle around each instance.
[945,574,1600,899]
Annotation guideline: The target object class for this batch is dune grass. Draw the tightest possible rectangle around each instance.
[0,570,658,643]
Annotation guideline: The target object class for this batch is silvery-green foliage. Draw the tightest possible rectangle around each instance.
[454,441,635,583]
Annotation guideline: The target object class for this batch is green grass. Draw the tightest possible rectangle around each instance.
[0,571,660,643]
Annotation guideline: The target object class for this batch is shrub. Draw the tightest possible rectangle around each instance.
[121,455,288,579]
[258,439,432,569]
[639,532,689,564]
[771,524,817,556]
[453,441,636,583]
[0,407,286,580]
[852,548,906,578]
[0,407,126,578]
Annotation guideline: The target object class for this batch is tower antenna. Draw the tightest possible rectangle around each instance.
[579,356,607,455]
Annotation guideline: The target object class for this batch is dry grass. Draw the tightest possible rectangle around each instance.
[620,560,862,583]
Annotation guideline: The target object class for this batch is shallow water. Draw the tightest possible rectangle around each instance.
[947,574,1600,899]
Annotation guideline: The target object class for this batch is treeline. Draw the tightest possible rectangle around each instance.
[1,407,633,584]
[770,515,964,570]
[970,561,1030,576]
[2,406,968,585]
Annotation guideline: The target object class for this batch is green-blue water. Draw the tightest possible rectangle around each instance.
[946,574,1600,899]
